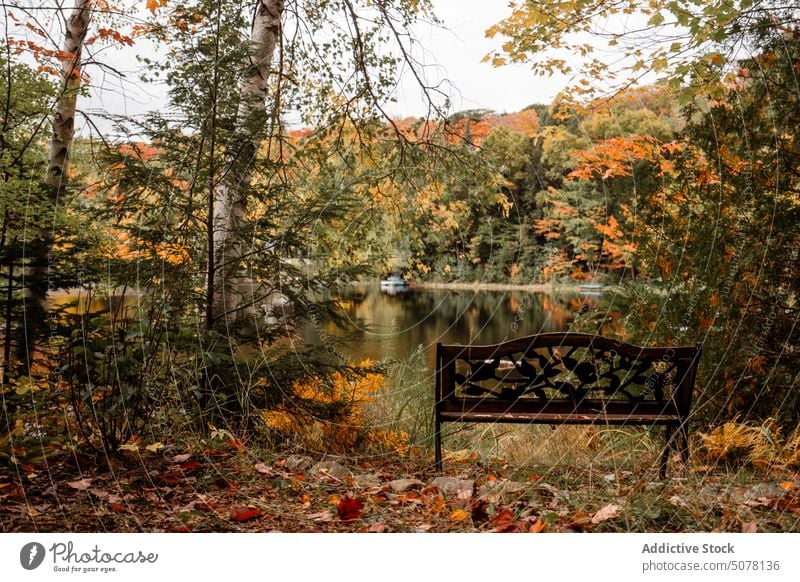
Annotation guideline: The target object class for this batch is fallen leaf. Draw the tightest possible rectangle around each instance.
[67,478,92,491]
[741,520,758,533]
[427,495,446,513]
[528,518,546,533]
[158,471,182,485]
[306,511,334,522]
[778,481,796,492]
[145,442,164,453]
[368,522,386,533]
[591,503,622,524]
[450,508,470,522]
[570,510,593,529]
[118,443,139,452]
[88,488,109,500]
[170,454,191,463]
[337,496,364,521]
[397,491,423,504]
[229,507,262,522]
[491,507,517,532]
[179,460,203,472]
[254,462,272,475]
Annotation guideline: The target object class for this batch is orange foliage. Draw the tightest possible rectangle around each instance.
[118,142,159,162]
[569,135,672,181]
[262,364,410,455]
[490,109,540,137]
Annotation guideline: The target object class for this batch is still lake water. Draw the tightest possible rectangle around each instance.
[302,285,600,367]
[50,285,603,369]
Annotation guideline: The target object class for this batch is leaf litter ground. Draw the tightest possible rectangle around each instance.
[2,446,799,532]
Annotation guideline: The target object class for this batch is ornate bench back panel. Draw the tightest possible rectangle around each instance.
[437,333,700,411]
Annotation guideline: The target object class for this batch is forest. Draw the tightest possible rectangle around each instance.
[1,0,799,533]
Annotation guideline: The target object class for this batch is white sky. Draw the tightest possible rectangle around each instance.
[387,1,570,116]
[79,1,570,133]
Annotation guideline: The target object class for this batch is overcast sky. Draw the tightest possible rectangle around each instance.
[387,1,570,116]
[80,1,570,133]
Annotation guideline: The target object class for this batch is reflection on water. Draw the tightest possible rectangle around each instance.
[303,285,599,365]
[48,290,141,319]
[50,285,602,368]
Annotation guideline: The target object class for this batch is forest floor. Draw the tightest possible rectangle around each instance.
[2,442,799,533]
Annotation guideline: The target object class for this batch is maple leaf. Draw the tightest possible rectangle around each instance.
[145,0,167,15]
[229,507,262,522]
[337,496,364,521]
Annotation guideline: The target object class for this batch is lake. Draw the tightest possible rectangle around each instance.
[49,284,604,368]
[301,284,601,367]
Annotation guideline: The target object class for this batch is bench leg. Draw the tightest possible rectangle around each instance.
[660,424,678,479]
[434,415,443,472]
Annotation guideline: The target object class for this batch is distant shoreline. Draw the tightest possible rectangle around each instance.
[409,281,590,293]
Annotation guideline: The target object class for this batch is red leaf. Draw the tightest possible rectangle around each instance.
[179,460,203,472]
[490,507,518,532]
[158,471,182,485]
[337,496,364,521]
[229,507,262,522]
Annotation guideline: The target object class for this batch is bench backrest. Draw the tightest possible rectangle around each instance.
[435,333,701,417]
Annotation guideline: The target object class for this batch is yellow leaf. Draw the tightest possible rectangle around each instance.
[145,442,164,453]
[778,481,796,491]
[146,0,167,15]
[449,509,469,522]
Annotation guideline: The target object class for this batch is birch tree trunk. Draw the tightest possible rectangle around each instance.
[208,0,284,328]
[19,0,91,369]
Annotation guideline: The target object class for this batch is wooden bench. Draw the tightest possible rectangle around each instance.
[434,333,701,478]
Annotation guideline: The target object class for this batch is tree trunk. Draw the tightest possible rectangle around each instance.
[209,0,284,329]
[21,0,91,371]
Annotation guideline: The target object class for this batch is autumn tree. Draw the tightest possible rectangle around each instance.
[567,25,800,424]
[486,1,800,103]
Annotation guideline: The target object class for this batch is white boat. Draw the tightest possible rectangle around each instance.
[380,274,409,287]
